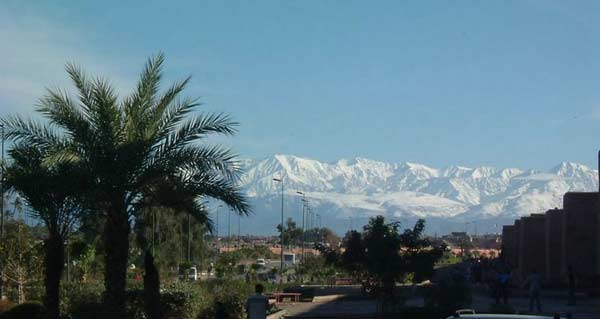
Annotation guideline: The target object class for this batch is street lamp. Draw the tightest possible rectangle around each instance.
[216,205,223,254]
[273,177,284,278]
[227,208,232,252]
[296,191,306,263]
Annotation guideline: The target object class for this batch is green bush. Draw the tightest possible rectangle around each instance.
[161,282,210,319]
[0,299,14,313]
[69,302,106,319]
[0,302,47,319]
[197,280,250,319]
[60,282,103,318]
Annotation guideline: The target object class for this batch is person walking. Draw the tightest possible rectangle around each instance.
[523,268,543,313]
[496,267,511,305]
[246,284,269,319]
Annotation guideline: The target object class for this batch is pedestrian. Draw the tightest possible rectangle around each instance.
[522,268,543,313]
[246,284,269,319]
[497,267,511,305]
[567,265,576,306]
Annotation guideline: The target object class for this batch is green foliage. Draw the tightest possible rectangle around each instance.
[0,220,44,303]
[3,53,251,316]
[59,282,104,318]
[0,299,14,313]
[235,245,277,260]
[0,302,47,319]
[323,216,445,302]
[197,280,250,319]
[215,252,241,278]
[276,218,303,246]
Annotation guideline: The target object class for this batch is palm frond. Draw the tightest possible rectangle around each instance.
[152,76,191,116]
[187,173,251,216]
[1,116,68,150]
[154,97,201,141]
[157,112,238,155]
[65,62,95,115]
[36,87,92,144]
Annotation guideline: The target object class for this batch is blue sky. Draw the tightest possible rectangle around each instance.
[1,1,600,169]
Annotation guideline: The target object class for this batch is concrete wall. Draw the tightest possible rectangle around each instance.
[501,225,516,267]
[544,209,564,283]
[563,192,600,286]
[500,192,600,287]
[517,214,546,280]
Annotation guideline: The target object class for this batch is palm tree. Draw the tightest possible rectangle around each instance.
[3,53,250,318]
[4,144,83,319]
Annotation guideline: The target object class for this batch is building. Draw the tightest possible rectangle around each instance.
[501,192,600,287]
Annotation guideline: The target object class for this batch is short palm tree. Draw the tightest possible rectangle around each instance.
[3,53,250,318]
[4,144,84,319]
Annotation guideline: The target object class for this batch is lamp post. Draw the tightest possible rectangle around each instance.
[227,208,232,252]
[187,212,192,262]
[273,177,284,278]
[216,205,222,254]
[296,191,306,263]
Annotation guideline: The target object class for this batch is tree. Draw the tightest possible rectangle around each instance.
[325,216,445,314]
[4,144,84,319]
[276,218,303,246]
[3,53,250,318]
[1,220,43,304]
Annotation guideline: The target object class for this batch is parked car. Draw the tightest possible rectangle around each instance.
[446,310,567,319]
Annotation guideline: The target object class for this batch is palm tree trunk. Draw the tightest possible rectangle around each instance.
[143,250,161,319]
[44,232,64,319]
[104,209,130,319]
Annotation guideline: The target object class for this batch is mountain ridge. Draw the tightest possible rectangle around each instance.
[230,155,598,235]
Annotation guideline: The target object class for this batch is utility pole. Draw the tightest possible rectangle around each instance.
[296,192,306,263]
[187,213,192,262]
[227,209,231,252]
[237,213,241,248]
[216,205,222,255]
[273,177,284,280]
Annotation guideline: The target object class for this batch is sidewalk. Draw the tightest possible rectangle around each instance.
[471,287,600,319]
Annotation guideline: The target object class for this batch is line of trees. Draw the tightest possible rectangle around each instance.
[1,53,250,319]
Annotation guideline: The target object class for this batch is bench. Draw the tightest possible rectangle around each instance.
[273,292,301,303]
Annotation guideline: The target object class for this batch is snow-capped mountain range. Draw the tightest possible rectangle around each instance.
[228,155,598,235]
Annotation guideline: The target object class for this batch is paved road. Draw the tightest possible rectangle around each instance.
[277,286,600,319]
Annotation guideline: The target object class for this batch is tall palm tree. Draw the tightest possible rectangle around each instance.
[4,144,84,319]
[3,53,250,318]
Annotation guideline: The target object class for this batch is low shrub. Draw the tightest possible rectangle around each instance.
[197,280,249,319]
[69,302,106,319]
[0,302,47,319]
[0,299,14,313]
[59,282,103,318]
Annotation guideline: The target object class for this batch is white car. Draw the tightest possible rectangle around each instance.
[256,258,266,267]
[446,312,566,319]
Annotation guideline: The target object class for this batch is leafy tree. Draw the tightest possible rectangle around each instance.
[3,53,250,318]
[322,216,445,313]
[4,144,84,319]
[276,218,303,246]
[1,220,43,304]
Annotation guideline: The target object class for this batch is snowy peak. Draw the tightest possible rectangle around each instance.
[549,161,594,177]
[235,155,599,234]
